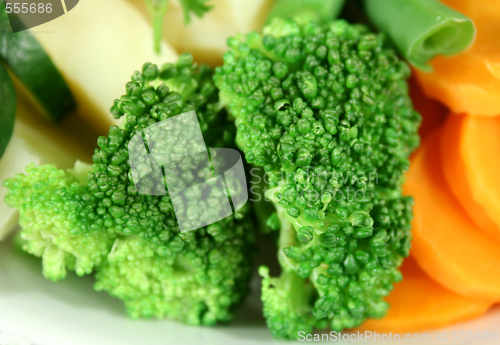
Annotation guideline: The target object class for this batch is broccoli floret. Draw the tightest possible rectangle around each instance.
[214,19,420,338]
[4,53,255,326]
[3,162,111,280]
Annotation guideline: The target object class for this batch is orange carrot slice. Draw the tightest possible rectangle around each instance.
[414,0,500,116]
[359,257,492,333]
[409,75,448,140]
[441,114,500,241]
[404,129,500,301]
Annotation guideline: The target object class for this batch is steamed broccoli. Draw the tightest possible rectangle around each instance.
[214,19,420,338]
[3,53,255,326]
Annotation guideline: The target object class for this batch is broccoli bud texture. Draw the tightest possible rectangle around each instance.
[4,53,255,326]
[214,19,421,339]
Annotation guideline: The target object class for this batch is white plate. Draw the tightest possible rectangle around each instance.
[0,235,499,345]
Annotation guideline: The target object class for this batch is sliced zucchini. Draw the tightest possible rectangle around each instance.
[0,62,15,158]
[0,7,76,122]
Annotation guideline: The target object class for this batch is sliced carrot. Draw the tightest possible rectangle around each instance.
[403,129,500,301]
[359,257,492,333]
[414,0,500,116]
[409,75,448,140]
[441,114,500,241]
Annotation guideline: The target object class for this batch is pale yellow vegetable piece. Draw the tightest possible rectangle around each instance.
[30,0,178,134]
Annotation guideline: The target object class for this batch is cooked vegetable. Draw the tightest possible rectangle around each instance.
[364,0,476,71]
[30,0,178,134]
[0,6,75,122]
[144,0,212,53]
[359,257,492,332]
[0,102,90,240]
[3,54,255,325]
[441,114,500,241]
[215,18,421,339]
[0,62,15,159]
[408,75,448,140]
[404,130,500,302]
[414,0,500,116]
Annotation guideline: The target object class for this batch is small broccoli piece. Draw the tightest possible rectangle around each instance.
[215,19,420,338]
[3,162,112,280]
[4,53,255,326]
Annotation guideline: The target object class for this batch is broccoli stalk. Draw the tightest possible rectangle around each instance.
[215,18,420,338]
[258,197,318,339]
[4,53,255,326]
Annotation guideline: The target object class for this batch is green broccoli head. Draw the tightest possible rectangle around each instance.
[3,53,255,326]
[214,19,420,338]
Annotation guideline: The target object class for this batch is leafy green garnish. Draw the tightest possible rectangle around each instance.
[144,0,213,54]
[178,0,213,24]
